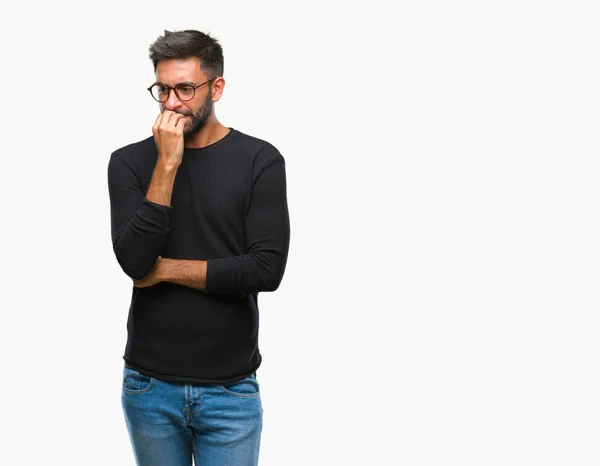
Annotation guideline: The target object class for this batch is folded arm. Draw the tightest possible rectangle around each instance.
[207,154,290,294]
[108,151,178,280]
[134,257,207,291]
[134,154,290,295]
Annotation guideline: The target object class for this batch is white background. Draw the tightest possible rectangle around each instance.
[1,0,599,464]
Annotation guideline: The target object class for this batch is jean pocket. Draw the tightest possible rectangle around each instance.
[122,364,154,394]
[218,375,260,398]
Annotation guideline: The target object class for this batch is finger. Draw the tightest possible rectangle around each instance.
[170,113,186,127]
[161,113,186,134]
[160,109,175,126]
[161,110,184,130]
[173,114,187,131]
[152,113,163,135]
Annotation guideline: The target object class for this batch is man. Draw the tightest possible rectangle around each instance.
[107,29,290,466]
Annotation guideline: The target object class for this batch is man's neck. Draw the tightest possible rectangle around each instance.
[184,118,230,149]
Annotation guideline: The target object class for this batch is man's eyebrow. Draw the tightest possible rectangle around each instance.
[153,81,196,87]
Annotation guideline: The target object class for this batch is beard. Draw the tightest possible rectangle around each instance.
[177,87,213,138]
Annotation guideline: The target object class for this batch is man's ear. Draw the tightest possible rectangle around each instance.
[210,77,226,103]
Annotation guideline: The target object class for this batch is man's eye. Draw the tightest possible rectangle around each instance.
[177,86,194,93]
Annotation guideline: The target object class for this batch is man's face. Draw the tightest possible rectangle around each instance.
[155,57,214,137]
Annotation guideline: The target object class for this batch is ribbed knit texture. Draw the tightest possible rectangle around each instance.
[107,128,290,383]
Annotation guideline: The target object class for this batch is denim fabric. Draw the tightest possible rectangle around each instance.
[122,364,263,465]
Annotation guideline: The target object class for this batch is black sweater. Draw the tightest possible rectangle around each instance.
[107,128,290,383]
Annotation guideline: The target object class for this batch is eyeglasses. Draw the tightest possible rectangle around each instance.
[147,79,214,102]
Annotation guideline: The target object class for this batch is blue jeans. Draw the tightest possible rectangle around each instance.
[121,364,263,465]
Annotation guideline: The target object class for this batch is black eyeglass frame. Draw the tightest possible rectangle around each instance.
[147,78,215,102]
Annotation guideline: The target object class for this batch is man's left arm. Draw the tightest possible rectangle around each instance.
[134,257,207,291]
[134,153,290,295]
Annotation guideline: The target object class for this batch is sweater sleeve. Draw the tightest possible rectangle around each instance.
[206,153,290,295]
[107,150,171,280]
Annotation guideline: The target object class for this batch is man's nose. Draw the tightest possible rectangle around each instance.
[164,88,182,110]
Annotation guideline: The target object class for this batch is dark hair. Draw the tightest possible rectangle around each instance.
[149,30,224,79]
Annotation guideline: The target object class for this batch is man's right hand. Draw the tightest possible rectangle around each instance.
[152,110,186,168]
